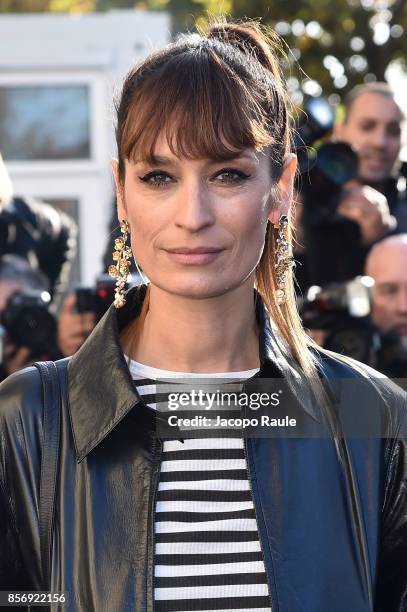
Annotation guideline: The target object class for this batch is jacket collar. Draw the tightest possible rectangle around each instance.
[68,284,320,462]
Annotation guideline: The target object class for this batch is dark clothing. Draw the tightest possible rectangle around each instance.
[302,215,368,289]
[0,196,77,298]
[384,174,407,233]
[0,284,406,611]
[298,175,407,294]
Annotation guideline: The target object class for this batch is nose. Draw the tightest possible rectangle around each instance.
[395,288,407,314]
[174,178,215,232]
[372,127,388,149]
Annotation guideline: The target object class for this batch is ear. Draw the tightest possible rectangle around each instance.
[268,153,297,227]
[111,158,127,223]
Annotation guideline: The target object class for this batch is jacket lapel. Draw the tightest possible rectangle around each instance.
[68,284,320,462]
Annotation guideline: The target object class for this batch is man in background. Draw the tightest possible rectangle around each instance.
[297,82,403,294]
[334,81,405,235]
[365,234,407,337]
[364,234,407,377]
[0,254,95,381]
[0,153,77,301]
[0,255,52,380]
[1,154,95,369]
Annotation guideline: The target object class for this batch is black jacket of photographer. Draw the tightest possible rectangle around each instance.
[0,284,406,612]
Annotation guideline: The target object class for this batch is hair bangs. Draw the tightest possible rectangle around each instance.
[119,48,275,170]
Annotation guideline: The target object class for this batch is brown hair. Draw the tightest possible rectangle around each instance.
[343,81,402,122]
[115,18,330,405]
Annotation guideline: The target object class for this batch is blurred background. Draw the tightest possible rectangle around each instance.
[1,0,407,383]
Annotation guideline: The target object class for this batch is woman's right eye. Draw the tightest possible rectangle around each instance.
[138,171,174,188]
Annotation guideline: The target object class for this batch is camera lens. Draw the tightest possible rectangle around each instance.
[316,142,358,185]
[2,290,56,354]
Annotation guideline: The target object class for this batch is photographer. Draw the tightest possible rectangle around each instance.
[299,83,403,291]
[365,234,407,377]
[57,293,96,357]
[299,234,407,377]
[334,82,405,233]
[58,273,149,357]
[0,255,55,381]
[0,255,98,381]
[0,153,78,303]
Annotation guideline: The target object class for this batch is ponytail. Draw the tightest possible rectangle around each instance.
[208,19,329,408]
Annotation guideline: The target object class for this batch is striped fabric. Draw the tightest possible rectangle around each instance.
[127,358,272,612]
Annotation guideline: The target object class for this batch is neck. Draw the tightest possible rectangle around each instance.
[121,281,260,373]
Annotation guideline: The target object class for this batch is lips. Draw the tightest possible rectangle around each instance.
[164,247,223,254]
[162,246,224,265]
[366,158,387,165]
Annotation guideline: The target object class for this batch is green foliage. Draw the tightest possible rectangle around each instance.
[148,0,407,100]
[2,0,407,100]
[235,0,407,98]
[0,0,49,11]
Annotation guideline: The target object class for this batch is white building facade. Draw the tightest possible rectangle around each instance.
[0,10,170,285]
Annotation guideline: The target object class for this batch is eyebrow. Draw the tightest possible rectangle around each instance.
[357,117,401,126]
[133,152,257,166]
[377,281,399,289]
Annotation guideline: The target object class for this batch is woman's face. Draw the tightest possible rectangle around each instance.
[113,133,295,299]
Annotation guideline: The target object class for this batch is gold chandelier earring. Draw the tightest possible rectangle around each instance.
[275,214,295,305]
[109,219,132,308]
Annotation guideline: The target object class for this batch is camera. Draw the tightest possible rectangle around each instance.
[0,289,58,362]
[295,97,359,221]
[298,276,380,364]
[299,275,407,378]
[293,97,373,288]
[75,274,130,321]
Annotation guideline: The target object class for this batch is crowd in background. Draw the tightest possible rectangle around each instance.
[0,80,406,382]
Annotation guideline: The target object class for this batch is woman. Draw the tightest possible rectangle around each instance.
[0,19,406,612]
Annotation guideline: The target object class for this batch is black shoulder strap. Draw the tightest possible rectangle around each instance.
[34,360,62,591]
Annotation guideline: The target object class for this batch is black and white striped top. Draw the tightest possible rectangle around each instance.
[127,358,273,612]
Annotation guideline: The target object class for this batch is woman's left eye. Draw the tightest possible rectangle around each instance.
[213,169,251,184]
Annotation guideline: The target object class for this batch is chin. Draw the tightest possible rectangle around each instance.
[151,274,244,300]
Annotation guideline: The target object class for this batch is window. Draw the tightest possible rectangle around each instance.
[0,85,90,161]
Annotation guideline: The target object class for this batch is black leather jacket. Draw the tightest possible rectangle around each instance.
[1,284,406,611]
